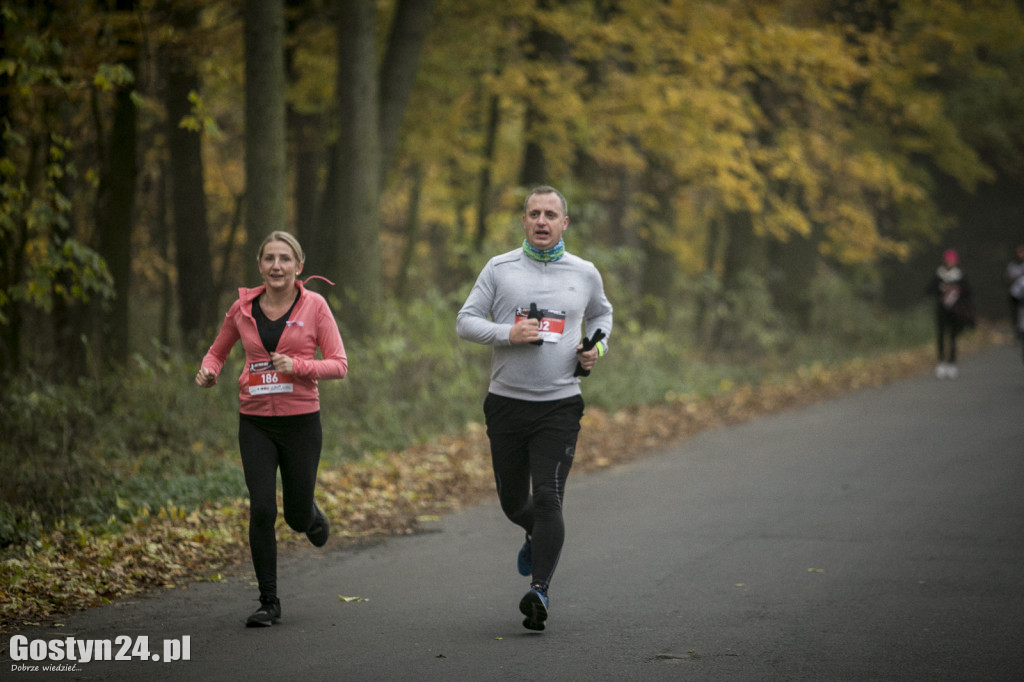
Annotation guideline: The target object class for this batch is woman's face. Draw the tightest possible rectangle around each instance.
[259,240,303,292]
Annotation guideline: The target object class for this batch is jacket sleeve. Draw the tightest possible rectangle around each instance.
[200,302,243,376]
[292,296,348,380]
[584,265,614,351]
[456,262,514,346]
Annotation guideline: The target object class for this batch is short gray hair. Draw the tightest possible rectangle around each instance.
[524,185,568,217]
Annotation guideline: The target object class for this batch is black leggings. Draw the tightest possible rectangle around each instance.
[238,412,322,599]
[484,393,583,589]
[936,308,961,363]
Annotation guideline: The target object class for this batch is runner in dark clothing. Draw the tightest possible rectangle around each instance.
[927,249,971,380]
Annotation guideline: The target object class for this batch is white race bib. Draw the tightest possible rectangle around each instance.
[515,307,566,343]
[248,361,294,395]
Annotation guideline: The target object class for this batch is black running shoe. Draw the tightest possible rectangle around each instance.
[306,504,329,547]
[519,585,549,631]
[246,596,281,627]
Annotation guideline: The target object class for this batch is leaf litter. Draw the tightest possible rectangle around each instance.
[0,331,1003,632]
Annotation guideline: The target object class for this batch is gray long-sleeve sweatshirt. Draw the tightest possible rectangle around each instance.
[456,247,614,401]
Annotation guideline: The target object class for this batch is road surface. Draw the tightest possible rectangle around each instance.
[5,345,1024,681]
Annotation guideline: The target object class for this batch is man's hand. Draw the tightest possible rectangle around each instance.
[576,344,599,372]
[510,318,542,345]
[575,328,605,377]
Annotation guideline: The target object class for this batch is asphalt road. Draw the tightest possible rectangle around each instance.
[6,344,1024,681]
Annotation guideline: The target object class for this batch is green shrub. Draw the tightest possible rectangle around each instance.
[0,352,243,548]
[321,288,491,462]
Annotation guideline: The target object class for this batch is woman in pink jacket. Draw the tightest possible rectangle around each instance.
[196,231,348,627]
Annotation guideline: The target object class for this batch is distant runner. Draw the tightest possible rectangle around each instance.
[927,248,972,380]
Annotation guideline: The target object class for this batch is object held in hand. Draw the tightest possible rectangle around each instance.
[528,302,544,346]
[574,329,606,377]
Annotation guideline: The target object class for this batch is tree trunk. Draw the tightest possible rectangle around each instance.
[156,161,173,352]
[519,105,547,188]
[285,0,322,248]
[474,91,500,251]
[694,214,723,348]
[0,10,17,374]
[768,230,819,331]
[245,0,287,243]
[721,211,760,295]
[52,101,89,377]
[289,111,322,248]
[518,0,570,187]
[95,0,138,364]
[318,0,381,334]
[640,223,678,326]
[164,8,216,345]
[396,163,424,301]
[609,169,641,296]
[379,0,432,187]
[713,210,762,350]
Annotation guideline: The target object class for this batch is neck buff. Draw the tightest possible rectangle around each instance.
[937,265,962,283]
[523,238,565,263]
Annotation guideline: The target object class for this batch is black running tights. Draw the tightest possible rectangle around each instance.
[238,412,322,599]
[484,393,583,589]
[936,308,960,363]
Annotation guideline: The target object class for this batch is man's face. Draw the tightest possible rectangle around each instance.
[522,192,569,251]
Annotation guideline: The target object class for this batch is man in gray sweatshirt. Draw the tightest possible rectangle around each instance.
[456,185,614,631]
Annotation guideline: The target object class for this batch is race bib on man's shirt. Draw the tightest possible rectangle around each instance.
[515,307,566,343]
[248,361,294,395]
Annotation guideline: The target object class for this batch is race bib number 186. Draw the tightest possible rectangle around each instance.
[248,361,294,395]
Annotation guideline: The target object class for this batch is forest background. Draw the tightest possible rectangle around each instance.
[1,0,1023,590]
